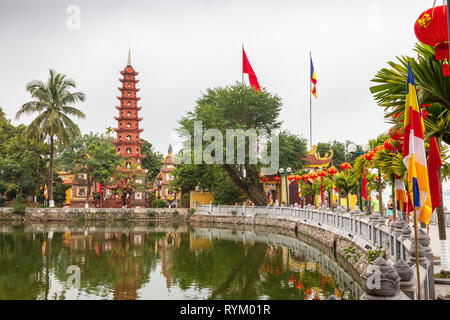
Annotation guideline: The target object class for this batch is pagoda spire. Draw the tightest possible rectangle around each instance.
[127,48,132,66]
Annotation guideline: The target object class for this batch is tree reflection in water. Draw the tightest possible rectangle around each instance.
[0,223,359,300]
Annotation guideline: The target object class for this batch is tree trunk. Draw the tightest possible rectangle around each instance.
[437,166,450,272]
[391,176,396,220]
[48,136,54,207]
[346,192,350,212]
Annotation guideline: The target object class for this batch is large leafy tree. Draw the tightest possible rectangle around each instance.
[16,69,85,206]
[276,130,308,171]
[178,83,283,205]
[58,133,120,207]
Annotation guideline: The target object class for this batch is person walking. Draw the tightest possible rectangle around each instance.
[387,195,394,227]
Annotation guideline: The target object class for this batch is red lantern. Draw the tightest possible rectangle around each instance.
[384,138,395,151]
[288,176,294,182]
[339,162,351,171]
[375,175,379,182]
[273,176,280,183]
[364,151,374,162]
[327,166,338,177]
[301,174,309,183]
[309,172,318,181]
[262,177,269,182]
[294,175,301,182]
[414,5,449,76]
[318,170,327,178]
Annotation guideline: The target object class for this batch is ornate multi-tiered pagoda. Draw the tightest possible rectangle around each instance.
[113,51,145,166]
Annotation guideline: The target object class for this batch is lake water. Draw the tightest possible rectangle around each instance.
[0,222,362,300]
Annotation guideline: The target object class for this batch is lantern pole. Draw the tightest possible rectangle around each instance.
[309,51,313,150]
[448,0,450,61]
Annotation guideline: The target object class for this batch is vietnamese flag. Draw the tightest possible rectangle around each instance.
[427,137,442,213]
[243,48,261,91]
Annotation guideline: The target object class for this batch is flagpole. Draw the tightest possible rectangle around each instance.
[413,206,422,300]
[242,44,244,84]
[309,51,312,150]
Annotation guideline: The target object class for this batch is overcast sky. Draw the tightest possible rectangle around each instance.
[0,0,434,156]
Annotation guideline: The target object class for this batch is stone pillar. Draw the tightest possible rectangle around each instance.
[393,259,415,300]
[360,257,409,300]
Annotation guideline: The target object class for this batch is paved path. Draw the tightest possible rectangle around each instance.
[427,224,450,299]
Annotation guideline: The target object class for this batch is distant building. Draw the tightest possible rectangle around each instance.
[303,145,333,172]
[155,145,180,203]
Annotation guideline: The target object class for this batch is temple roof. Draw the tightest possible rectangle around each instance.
[304,145,333,168]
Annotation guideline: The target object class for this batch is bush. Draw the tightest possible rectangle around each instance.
[173,210,179,216]
[231,210,237,216]
[13,194,26,215]
[367,245,386,264]
[147,210,157,217]
[151,199,166,208]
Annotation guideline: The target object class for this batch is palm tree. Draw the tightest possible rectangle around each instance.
[334,172,358,212]
[16,69,85,207]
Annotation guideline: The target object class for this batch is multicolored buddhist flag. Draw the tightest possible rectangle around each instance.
[310,57,317,98]
[394,174,408,211]
[43,184,48,200]
[332,186,338,205]
[243,48,261,92]
[402,62,432,224]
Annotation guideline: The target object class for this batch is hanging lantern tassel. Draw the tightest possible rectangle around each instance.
[443,59,450,77]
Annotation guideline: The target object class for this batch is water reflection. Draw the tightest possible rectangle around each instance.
[0,223,362,300]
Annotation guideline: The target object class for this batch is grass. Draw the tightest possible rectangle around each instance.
[435,272,450,279]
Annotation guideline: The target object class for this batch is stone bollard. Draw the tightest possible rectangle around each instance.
[393,259,415,300]
[401,225,412,241]
[393,219,407,237]
[360,257,409,300]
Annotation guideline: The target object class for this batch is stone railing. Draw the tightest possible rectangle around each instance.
[193,201,436,300]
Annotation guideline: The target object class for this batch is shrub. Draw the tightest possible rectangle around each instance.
[344,245,362,263]
[367,245,386,264]
[189,208,196,214]
[152,199,166,208]
[173,210,179,216]
[231,210,237,216]
[13,194,26,215]
[147,210,157,217]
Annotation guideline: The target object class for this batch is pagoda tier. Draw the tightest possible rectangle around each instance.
[113,127,144,133]
[115,106,142,111]
[118,87,140,92]
[117,96,141,101]
[113,53,146,164]
[119,78,139,84]
[114,116,144,121]
[120,70,139,76]
[112,140,145,146]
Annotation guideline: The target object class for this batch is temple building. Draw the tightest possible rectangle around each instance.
[155,145,180,203]
[303,145,333,172]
